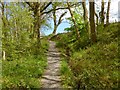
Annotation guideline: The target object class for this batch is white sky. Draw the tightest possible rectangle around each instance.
[63,0,120,22]
[0,0,119,22]
[94,0,119,22]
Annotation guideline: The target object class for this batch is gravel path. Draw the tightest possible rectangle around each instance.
[41,41,61,88]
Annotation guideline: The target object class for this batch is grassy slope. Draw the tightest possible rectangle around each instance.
[52,23,119,88]
[2,38,49,88]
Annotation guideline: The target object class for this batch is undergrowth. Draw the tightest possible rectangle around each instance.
[58,23,119,89]
[2,38,49,88]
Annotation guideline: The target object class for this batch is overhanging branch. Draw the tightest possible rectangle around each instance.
[57,11,67,25]
[42,7,68,15]
[40,2,52,13]
[42,3,80,15]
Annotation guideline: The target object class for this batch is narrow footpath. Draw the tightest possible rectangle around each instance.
[41,40,61,88]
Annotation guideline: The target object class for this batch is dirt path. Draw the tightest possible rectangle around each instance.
[41,41,61,88]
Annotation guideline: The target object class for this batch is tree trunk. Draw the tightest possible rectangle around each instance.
[33,15,41,54]
[82,0,88,22]
[95,13,99,26]
[106,0,111,25]
[2,51,6,60]
[101,0,105,25]
[1,2,6,60]
[1,2,8,37]
[52,3,67,35]
[52,7,57,34]
[89,1,97,43]
[67,2,80,40]
[53,25,57,34]
[82,0,90,39]
[1,2,5,27]
[32,6,41,52]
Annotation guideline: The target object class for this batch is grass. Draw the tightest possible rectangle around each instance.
[68,41,119,88]
[2,38,49,88]
[60,58,73,88]
[2,56,47,88]
[55,23,119,89]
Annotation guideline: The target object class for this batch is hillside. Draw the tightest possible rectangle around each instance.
[1,1,119,89]
[51,23,119,89]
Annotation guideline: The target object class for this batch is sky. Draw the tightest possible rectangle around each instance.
[0,0,119,35]
[43,0,120,35]
[43,19,70,35]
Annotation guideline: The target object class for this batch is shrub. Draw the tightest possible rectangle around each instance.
[2,39,48,88]
[60,23,119,89]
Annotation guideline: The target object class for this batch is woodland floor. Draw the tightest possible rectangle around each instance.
[41,41,61,88]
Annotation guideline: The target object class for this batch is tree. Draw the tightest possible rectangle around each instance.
[82,0,90,38]
[1,2,8,37]
[1,3,34,60]
[26,2,78,36]
[89,0,97,43]
[1,2,5,26]
[26,2,52,50]
[106,0,111,24]
[1,2,8,60]
[52,3,67,34]
[67,2,80,40]
[82,0,88,22]
[95,12,99,26]
[101,0,105,24]
[26,2,52,37]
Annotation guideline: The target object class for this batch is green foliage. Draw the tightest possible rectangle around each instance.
[60,59,73,88]
[65,12,86,36]
[97,23,118,43]
[56,34,70,48]
[63,12,90,50]
[58,23,119,88]
[2,3,34,61]
[2,40,48,88]
[2,56,46,88]
[1,2,119,89]
[68,41,118,88]
[2,3,49,88]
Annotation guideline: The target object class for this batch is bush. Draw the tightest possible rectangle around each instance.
[61,41,119,88]
[2,54,47,88]
[2,39,48,88]
[60,23,119,89]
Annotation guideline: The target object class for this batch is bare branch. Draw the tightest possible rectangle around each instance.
[42,3,80,15]
[42,7,68,15]
[95,12,98,18]
[57,11,67,26]
[26,2,32,7]
[40,2,52,13]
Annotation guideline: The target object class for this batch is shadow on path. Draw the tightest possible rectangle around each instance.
[41,41,61,88]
